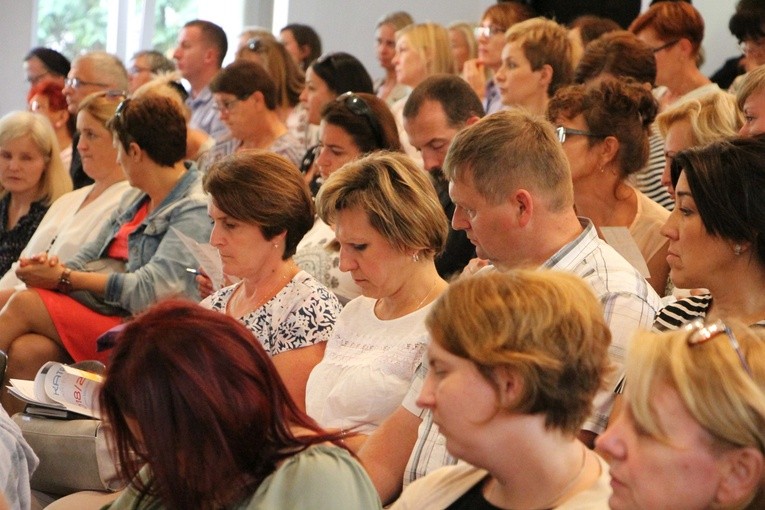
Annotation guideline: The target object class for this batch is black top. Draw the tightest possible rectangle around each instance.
[431,169,475,279]
[69,132,94,190]
[0,195,49,275]
[446,477,505,510]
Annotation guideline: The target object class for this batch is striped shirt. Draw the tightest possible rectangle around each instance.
[633,127,674,211]
[187,85,230,143]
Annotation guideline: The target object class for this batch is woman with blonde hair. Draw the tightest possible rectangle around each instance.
[447,22,478,76]
[374,11,414,105]
[597,321,765,509]
[656,90,743,197]
[736,63,765,136]
[394,270,612,508]
[0,111,71,276]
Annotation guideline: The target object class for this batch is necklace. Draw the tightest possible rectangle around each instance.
[375,279,438,319]
[229,266,296,316]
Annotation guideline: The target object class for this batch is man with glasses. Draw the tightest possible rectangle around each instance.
[23,47,70,92]
[359,109,661,505]
[63,51,128,189]
[127,50,176,94]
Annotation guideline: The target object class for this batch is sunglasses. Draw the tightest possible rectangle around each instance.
[555,126,607,144]
[684,319,754,377]
[336,92,385,149]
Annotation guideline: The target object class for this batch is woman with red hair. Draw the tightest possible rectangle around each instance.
[27,79,75,168]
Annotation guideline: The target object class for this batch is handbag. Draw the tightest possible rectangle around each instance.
[68,259,130,317]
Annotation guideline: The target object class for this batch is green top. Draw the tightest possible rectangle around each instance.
[104,444,382,510]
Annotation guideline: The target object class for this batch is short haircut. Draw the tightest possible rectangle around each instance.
[396,22,456,76]
[729,3,765,41]
[74,51,129,92]
[568,15,621,46]
[656,91,743,144]
[376,11,414,31]
[320,92,402,154]
[443,109,573,212]
[316,151,448,260]
[427,270,611,435]
[0,111,71,205]
[629,1,705,57]
[670,136,765,267]
[108,94,186,167]
[626,323,765,466]
[27,79,69,118]
[574,30,656,86]
[210,60,278,111]
[204,151,314,259]
[480,2,536,30]
[132,49,176,75]
[237,36,304,109]
[403,74,484,127]
[184,19,228,67]
[309,52,374,96]
[736,63,765,110]
[505,17,574,97]
[281,23,323,69]
[547,78,658,178]
[24,47,71,77]
[132,74,192,121]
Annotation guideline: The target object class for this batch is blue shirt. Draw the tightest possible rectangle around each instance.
[187,85,230,143]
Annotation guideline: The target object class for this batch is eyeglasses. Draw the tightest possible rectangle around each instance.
[213,94,250,114]
[64,77,110,89]
[128,65,153,75]
[474,24,505,39]
[27,71,50,85]
[555,126,607,144]
[336,92,385,149]
[684,319,754,377]
[651,39,679,54]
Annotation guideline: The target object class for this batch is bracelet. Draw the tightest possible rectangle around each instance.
[57,267,73,294]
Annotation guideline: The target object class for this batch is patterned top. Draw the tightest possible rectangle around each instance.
[202,270,341,357]
[198,132,305,173]
[0,195,49,275]
[633,127,674,211]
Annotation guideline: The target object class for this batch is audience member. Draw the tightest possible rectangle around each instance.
[23,47,70,90]
[0,95,211,415]
[629,1,719,111]
[0,111,71,276]
[727,0,765,94]
[656,90,742,197]
[495,17,573,116]
[0,91,130,294]
[27,79,75,169]
[359,110,660,504]
[736,63,765,136]
[98,300,382,509]
[306,152,448,442]
[447,22,477,76]
[574,30,674,210]
[236,26,275,54]
[295,92,400,303]
[548,78,670,296]
[598,322,765,510]
[567,15,620,67]
[126,49,175,93]
[201,150,341,411]
[462,3,536,114]
[402,74,480,278]
[0,406,37,510]
[173,19,230,142]
[393,270,612,509]
[63,51,128,189]
[280,23,323,71]
[205,60,303,168]
[374,12,414,105]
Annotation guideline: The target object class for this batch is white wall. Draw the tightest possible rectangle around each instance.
[0,1,35,113]
[694,0,738,76]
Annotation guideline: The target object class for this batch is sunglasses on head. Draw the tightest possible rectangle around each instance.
[336,92,385,149]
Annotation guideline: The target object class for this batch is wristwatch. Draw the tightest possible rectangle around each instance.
[57,267,73,293]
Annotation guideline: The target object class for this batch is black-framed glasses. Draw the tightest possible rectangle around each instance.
[64,77,109,89]
[337,92,385,149]
[555,126,607,144]
[213,94,251,114]
[684,319,754,377]
[474,24,505,39]
[651,39,680,54]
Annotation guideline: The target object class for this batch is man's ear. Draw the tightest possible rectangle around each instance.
[513,188,534,228]
[714,446,764,508]
[128,141,143,161]
[465,115,481,127]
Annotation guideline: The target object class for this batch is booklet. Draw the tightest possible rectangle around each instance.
[7,361,103,419]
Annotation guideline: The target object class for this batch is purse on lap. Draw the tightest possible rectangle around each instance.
[68,259,130,317]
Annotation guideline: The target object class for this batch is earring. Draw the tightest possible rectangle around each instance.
[273,242,279,249]
[734,244,742,256]
[412,252,420,262]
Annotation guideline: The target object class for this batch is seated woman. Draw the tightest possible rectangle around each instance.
[548,78,671,296]
[305,152,448,441]
[204,60,304,168]
[28,79,75,168]
[597,322,765,509]
[201,150,342,411]
[294,92,401,304]
[0,111,71,276]
[393,270,612,509]
[98,300,382,509]
[736,63,765,137]
[0,95,211,415]
[0,91,131,293]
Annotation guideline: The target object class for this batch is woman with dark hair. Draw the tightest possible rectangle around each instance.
[99,300,381,509]
[294,92,402,304]
[280,23,323,71]
[201,150,341,411]
[548,78,670,295]
[0,94,211,415]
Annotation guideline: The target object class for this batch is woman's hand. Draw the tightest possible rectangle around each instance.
[196,270,214,300]
[462,59,487,100]
[16,255,66,290]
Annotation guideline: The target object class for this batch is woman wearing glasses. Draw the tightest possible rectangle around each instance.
[294,92,401,304]
[0,94,211,415]
[548,78,670,296]
[596,321,765,510]
[629,2,719,111]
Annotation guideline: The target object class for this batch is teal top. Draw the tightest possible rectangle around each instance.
[104,444,382,510]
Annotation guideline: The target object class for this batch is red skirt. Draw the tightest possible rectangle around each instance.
[35,289,123,364]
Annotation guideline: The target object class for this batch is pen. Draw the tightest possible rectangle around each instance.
[185,267,201,275]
